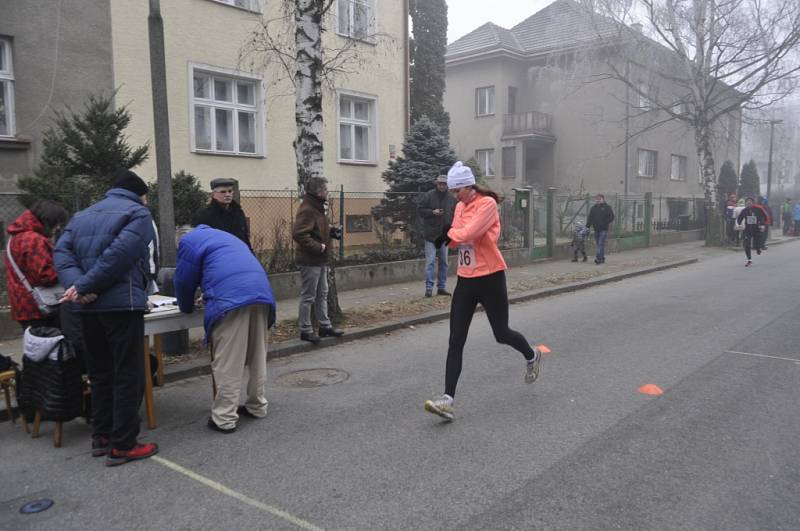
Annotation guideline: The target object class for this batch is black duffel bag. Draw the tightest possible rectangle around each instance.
[20,326,83,422]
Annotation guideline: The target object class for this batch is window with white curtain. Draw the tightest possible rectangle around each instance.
[670,154,687,181]
[337,0,375,40]
[637,149,657,178]
[190,65,262,156]
[476,149,495,177]
[0,38,15,138]
[338,92,377,163]
[476,86,495,116]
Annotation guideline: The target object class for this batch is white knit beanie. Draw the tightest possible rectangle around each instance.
[447,161,476,189]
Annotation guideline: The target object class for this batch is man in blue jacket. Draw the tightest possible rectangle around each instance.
[55,169,158,466]
[174,225,276,434]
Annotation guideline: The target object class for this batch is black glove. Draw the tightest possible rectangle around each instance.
[433,224,451,249]
[329,226,343,240]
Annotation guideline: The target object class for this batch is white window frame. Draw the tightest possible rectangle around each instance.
[476,86,495,117]
[337,90,378,165]
[188,63,265,157]
[0,37,15,138]
[476,148,496,177]
[207,0,262,13]
[336,0,376,41]
[670,154,687,181]
[637,148,657,178]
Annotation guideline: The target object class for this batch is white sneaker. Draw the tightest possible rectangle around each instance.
[424,394,454,421]
[525,347,542,384]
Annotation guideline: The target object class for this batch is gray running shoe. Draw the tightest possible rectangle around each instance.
[525,347,542,384]
[424,394,454,421]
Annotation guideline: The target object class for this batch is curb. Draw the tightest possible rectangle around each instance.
[725,235,799,251]
[163,257,699,384]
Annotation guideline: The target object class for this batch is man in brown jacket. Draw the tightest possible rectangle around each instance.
[292,177,344,343]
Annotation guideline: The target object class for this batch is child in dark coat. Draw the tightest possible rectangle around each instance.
[571,220,590,262]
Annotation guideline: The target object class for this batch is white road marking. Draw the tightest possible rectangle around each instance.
[724,350,800,364]
[152,455,324,531]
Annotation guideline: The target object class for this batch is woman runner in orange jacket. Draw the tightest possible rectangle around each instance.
[424,162,542,421]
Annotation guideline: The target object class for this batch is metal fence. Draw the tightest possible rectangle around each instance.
[0,188,707,309]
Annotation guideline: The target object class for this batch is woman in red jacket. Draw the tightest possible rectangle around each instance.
[4,200,69,329]
[424,162,542,421]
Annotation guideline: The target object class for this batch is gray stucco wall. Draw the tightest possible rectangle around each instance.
[0,0,114,190]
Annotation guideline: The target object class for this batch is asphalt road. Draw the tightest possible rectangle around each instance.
[2,242,799,530]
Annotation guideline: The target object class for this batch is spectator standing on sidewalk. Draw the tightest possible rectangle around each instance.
[794,200,800,236]
[174,225,276,434]
[192,177,252,250]
[54,169,157,466]
[782,198,793,235]
[423,162,542,422]
[5,200,69,330]
[293,177,344,344]
[418,175,456,297]
[725,193,738,243]
[736,197,767,267]
[586,194,615,264]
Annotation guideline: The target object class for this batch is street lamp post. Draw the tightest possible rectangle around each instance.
[766,119,783,203]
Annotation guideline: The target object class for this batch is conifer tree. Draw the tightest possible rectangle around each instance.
[372,116,456,242]
[18,93,149,210]
[410,0,450,136]
[739,160,761,200]
[718,160,738,197]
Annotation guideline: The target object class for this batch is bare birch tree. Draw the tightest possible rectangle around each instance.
[579,0,800,244]
[241,0,395,317]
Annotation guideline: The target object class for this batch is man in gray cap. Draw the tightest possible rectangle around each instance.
[417,174,456,297]
[192,177,251,249]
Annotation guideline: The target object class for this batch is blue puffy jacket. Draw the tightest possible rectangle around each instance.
[174,225,276,337]
[54,188,155,312]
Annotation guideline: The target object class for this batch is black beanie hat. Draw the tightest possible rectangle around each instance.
[111,168,148,197]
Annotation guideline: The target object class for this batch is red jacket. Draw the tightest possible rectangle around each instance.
[753,204,772,225]
[4,210,59,321]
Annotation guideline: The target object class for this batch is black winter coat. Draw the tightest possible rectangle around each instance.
[192,200,251,249]
[587,203,615,232]
[418,189,456,242]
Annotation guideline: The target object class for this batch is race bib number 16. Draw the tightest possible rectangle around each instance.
[458,244,476,270]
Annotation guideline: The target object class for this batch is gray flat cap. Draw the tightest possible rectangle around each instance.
[210,177,236,190]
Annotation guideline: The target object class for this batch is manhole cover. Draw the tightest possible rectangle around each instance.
[275,368,350,388]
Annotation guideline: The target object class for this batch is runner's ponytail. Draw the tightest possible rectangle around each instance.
[473,184,503,204]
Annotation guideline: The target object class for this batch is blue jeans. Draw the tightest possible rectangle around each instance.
[594,230,608,261]
[424,240,448,291]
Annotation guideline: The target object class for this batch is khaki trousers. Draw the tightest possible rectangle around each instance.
[210,305,269,429]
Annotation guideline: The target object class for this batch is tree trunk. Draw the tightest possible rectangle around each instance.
[294,0,325,191]
[294,0,342,318]
[696,123,722,246]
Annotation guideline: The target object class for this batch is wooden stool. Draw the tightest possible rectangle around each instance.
[0,370,28,432]
[31,411,63,448]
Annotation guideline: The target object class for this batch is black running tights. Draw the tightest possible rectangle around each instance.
[445,270,535,397]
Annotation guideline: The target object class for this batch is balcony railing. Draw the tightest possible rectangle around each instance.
[503,111,553,138]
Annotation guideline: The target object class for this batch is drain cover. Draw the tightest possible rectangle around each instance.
[275,368,350,388]
[20,499,54,514]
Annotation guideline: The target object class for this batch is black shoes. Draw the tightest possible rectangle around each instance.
[582,255,588,262]
[571,257,578,262]
[425,290,432,298]
[319,327,344,338]
[437,289,451,296]
[207,417,236,434]
[300,331,321,344]
[236,406,259,419]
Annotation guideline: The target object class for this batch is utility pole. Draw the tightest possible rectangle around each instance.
[766,119,783,203]
[148,0,176,266]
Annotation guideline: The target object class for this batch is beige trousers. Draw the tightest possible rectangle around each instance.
[210,304,269,429]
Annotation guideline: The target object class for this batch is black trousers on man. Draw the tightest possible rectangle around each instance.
[82,312,145,450]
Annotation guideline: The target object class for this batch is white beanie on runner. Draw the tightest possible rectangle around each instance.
[447,161,476,189]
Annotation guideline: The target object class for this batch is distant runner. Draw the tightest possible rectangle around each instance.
[736,197,767,267]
